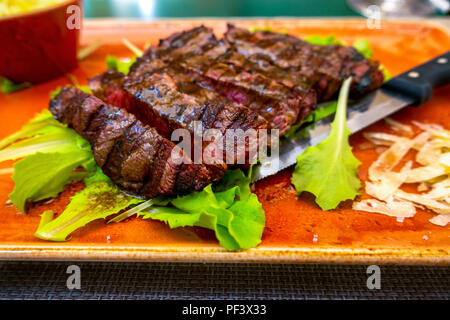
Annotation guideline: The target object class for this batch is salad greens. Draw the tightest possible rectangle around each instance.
[0,111,264,250]
[291,78,361,210]
[284,101,338,139]
[139,169,265,251]
[34,169,143,242]
[0,110,97,211]
[352,39,373,59]
[305,35,346,46]
[0,77,31,94]
[106,55,137,75]
[10,152,92,212]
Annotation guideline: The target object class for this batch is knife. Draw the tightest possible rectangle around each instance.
[252,50,450,182]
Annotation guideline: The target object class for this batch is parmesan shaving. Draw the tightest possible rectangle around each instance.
[355,120,450,225]
[368,137,413,181]
[353,198,416,218]
[362,132,404,146]
[429,215,450,227]
[404,164,447,183]
[385,117,413,135]
[394,190,450,214]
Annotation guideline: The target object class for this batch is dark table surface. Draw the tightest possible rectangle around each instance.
[1,261,449,300]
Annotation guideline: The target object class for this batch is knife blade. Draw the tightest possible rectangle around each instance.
[252,50,450,182]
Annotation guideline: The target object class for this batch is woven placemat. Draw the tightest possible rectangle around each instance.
[0,262,448,300]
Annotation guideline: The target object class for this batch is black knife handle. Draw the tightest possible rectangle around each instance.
[382,50,450,105]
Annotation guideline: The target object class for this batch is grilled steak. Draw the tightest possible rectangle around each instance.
[49,86,213,197]
[142,26,317,135]
[224,24,384,101]
[68,24,385,197]
[89,71,268,171]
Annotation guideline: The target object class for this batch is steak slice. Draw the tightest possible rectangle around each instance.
[89,71,268,170]
[224,24,384,101]
[49,86,213,198]
[146,25,218,61]
[142,26,316,135]
[142,25,316,135]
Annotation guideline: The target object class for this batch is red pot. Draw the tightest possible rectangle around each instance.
[0,0,81,84]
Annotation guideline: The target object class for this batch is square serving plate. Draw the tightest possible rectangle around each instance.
[0,19,449,264]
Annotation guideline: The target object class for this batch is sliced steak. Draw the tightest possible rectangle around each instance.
[224,24,384,101]
[142,26,317,135]
[89,71,268,170]
[49,86,213,198]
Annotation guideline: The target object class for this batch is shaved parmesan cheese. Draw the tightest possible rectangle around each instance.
[369,137,413,181]
[416,141,443,165]
[429,215,450,226]
[366,161,412,200]
[356,120,450,226]
[363,132,404,146]
[404,164,447,183]
[439,153,450,167]
[413,121,450,139]
[353,198,416,218]
[385,117,413,135]
[394,190,450,214]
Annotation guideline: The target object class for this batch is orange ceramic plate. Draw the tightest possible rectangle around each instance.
[0,19,449,264]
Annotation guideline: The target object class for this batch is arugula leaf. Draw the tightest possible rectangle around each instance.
[0,77,31,94]
[380,64,391,82]
[106,55,136,75]
[0,110,64,150]
[0,110,97,211]
[305,35,345,46]
[353,39,373,59]
[284,101,338,139]
[0,111,92,163]
[291,78,361,210]
[9,151,91,212]
[139,169,265,251]
[34,170,142,241]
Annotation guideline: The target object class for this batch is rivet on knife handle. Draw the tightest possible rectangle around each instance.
[382,50,450,105]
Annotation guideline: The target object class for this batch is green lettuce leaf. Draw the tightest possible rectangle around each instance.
[353,39,373,59]
[291,77,361,210]
[0,110,64,150]
[305,35,346,46]
[139,169,265,251]
[284,101,338,139]
[0,110,97,211]
[106,55,136,75]
[9,151,92,212]
[0,77,31,94]
[34,170,143,241]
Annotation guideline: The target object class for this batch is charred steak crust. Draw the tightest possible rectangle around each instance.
[223,24,384,101]
[49,86,212,198]
[89,70,268,170]
[142,25,317,135]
